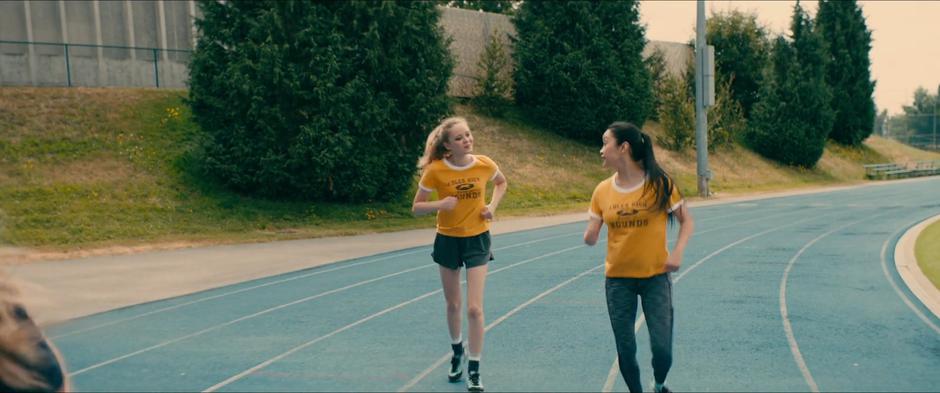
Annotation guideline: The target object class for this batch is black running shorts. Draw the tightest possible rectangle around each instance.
[432,231,493,270]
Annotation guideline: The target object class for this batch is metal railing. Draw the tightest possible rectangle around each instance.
[0,40,192,88]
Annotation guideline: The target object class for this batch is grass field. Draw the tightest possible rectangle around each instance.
[915,219,940,290]
[2,87,939,259]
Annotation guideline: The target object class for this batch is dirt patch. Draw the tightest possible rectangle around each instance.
[0,240,214,265]
[40,156,142,185]
[0,156,146,189]
[0,87,182,140]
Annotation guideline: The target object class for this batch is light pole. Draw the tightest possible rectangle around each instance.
[694,0,712,197]
[933,100,937,150]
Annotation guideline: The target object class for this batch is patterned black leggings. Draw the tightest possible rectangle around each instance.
[605,273,674,393]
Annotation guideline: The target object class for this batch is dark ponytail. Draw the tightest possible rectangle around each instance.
[607,122,679,222]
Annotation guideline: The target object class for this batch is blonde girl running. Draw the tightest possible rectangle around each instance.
[412,117,507,392]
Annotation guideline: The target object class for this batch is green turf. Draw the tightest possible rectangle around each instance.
[915,218,940,290]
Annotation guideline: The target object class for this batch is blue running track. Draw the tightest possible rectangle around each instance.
[48,178,940,392]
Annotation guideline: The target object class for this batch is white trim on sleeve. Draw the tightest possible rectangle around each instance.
[490,169,501,181]
[588,210,602,221]
[418,184,435,193]
[667,199,685,213]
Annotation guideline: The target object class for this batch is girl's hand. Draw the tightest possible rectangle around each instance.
[438,196,458,211]
[663,253,682,273]
[480,204,495,220]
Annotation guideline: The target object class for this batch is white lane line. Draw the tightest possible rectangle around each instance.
[67,203,842,381]
[881,224,940,335]
[780,204,940,393]
[54,231,576,340]
[601,314,646,392]
[69,262,433,376]
[893,214,940,319]
[202,244,591,392]
[601,188,916,393]
[50,248,427,340]
[601,209,845,392]
[68,231,584,376]
[396,206,804,392]
[51,208,756,356]
[778,216,879,393]
[399,264,605,392]
[400,205,806,392]
[53,202,796,340]
[203,290,442,393]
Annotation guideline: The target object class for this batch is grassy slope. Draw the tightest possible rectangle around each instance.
[2,87,939,257]
[915,220,940,290]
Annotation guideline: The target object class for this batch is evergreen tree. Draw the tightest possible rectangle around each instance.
[472,30,514,116]
[189,1,453,202]
[747,4,833,167]
[902,86,938,136]
[817,0,875,146]
[705,10,771,118]
[645,47,667,121]
[513,0,652,143]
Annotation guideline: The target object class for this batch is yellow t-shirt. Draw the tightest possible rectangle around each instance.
[589,175,684,278]
[419,155,500,237]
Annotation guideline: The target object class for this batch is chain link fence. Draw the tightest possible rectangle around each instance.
[885,112,939,151]
[0,40,191,88]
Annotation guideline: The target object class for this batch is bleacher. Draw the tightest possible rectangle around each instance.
[864,160,940,180]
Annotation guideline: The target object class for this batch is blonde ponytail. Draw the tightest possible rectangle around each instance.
[417,117,467,169]
[0,278,65,392]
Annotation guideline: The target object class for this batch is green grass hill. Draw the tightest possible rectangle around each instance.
[2,87,938,261]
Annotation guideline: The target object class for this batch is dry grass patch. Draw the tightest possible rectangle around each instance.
[1,155,141,187]
[816,148,867,180]
[458,105,608,191]
[863,135,940,163]
[0,87,155,141]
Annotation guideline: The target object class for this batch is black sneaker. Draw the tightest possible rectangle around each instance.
[466,372,483,392]
[655,385,672,393]
[448,352,463,382]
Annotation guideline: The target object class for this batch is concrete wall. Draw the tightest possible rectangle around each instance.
[440,6,517,97]
[644,40,694,79]
[0,3,688,94]
[0,0,196,88]
[439,6,692,97]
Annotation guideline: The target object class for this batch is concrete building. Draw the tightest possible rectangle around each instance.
[0,0,197,88]
[0,2,689,94]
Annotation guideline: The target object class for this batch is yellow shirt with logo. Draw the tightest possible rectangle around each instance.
[419,155,500,237]
[589,175,684,278]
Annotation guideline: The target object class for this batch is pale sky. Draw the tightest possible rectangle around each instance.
[640,0,940,115]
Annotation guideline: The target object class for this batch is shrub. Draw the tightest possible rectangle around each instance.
[656,74,695,150]
[472,30,514,116]
[707,77,747,149]
[513,0,652,143]
[189,1,454,202]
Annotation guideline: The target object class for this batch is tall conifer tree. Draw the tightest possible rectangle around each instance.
[747,3,833,167]
[817,0,875,146]
[513,1,652,143]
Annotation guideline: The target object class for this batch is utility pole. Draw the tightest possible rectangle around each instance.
[694,0,713,197]
[933,101,937,150]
